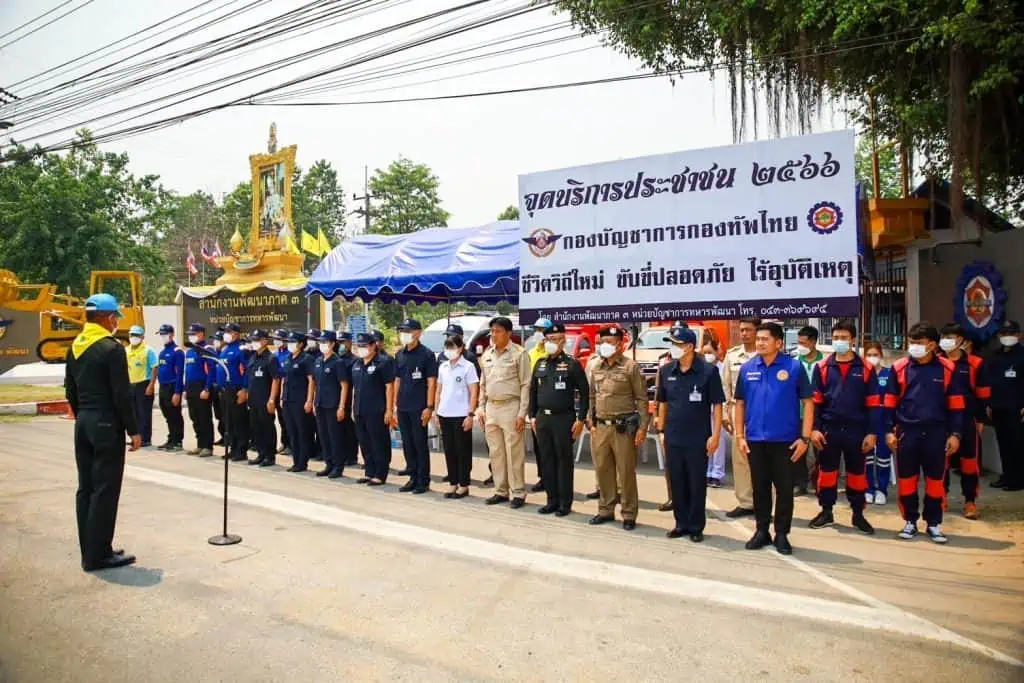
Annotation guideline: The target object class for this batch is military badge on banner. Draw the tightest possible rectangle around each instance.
[954,261,1007,343]
[807,201,843,235]
[522,228,560,258]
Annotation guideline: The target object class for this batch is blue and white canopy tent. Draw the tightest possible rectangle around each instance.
[306,221,520,305]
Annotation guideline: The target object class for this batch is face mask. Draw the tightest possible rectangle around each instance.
[160,334,170,344]
[254,342,266,352]
[795,344,811,357]
[273,340,284,349]
[533,331,544,341]
[356,347,370,359]
[866,355,882,367]
[212,340,223,350]
[187,335,199,345]
[938,338,958,352]
[832,340,851,354]
[669,345,685,359]
[224,333,236,344]
[399,332,414,346]
[908,343,928,359]
[999,336,1019,347]
[704,353,718,364]
[444,348,460,360]
[598,342,617,359]
[544,341,559,355]
[129,336,142,346]
[319,343,331,355]
[287,342,299,354]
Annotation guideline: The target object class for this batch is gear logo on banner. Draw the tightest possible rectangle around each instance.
[807,201,843,235]
[522,228,560,258]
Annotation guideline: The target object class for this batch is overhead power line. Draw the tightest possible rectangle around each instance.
[0,0,100,51]
[0,0,77,42]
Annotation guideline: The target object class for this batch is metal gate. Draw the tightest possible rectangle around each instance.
[816,254,907,349]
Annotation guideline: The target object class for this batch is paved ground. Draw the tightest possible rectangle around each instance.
[0,416,1022,682]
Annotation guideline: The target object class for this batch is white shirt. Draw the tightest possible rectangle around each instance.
[437,355,479,418]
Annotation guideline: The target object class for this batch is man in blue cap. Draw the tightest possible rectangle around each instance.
[65,293,140,571]
[245,329,280,467]
[126,324,158,447]
[350,332,396,485]
[306,328,324,461]
[656,323,726,542]
[183,323,215,457]
[335,330,361,468]
[156,323,185,451]
[272,329,292,456]
[281,331,315,472]
[210,329,227,447]
[219,322,250,462]
[392,318,438,493]
[312,330,346,478]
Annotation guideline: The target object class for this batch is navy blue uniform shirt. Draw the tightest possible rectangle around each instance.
[735,353,812,442]
[351,353,395,416]
[183,342,214,391]
[246,349,279,404]
[281,352,312,404]
[158,342,185,390]
[395,342,438,412]
[811,354,882,431]
[336,350,355,408]
[656,357,725,448]
[883,356,965,435]
[985,345,1024,411]
[314,353,344,409]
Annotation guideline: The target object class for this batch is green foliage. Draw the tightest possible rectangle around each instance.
[854,136,902,199]
[368,157,449,234]
[293,159,346,242]
[497,205,520,220]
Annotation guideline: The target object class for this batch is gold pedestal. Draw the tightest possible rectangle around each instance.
[214,250,305,286]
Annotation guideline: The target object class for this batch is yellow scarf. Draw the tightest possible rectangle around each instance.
[72,322,114,359]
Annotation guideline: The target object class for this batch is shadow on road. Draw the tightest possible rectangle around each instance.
[93,565,164,588]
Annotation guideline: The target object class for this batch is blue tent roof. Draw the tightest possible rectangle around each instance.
[306,221,520,304]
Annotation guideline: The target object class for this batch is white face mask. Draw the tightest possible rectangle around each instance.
[908,343,928,359]
[532,331,545,342]
[273,340,284,349]
[187,334,199,345]
[832,340,851,355]
[544,341,559,355]
[319,342,331,355]
[999,335,1019,347]
[356,346,370,359]
[129,336,142,346]
[598,342,617,359]
[399,332,414,346]
[703,353,718,364]
[287,342,299,354]
[866,355,882,367]
[938,338,958,352]
[669,345,685,360]
[160,334,170,344]
[444,348,460,360]
[224,333,236,344]
[212,340,223,350]
[795,344,811,357]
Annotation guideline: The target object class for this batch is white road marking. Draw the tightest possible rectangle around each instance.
[127,465,1022,667]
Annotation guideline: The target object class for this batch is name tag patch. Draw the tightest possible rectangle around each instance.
[1006,369,1017,378]
[745,371,762,381]
[255,369,264,377]
[412,369,422,380]
[689,390,702,402]
[367,366,376,375]
[555,381,566,391]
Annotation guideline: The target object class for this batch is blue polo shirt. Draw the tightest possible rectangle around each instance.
[735,353,812,442]
[281,352,312,404]
[183,343,214,391]
[655,357,725,449]
[157,342,184,389]
[395,342,438,412]
[351,352,395,416]
[314,353,344,409]
[220,341,248,389]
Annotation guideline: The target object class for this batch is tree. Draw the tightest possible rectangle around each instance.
[855,136,901,200]
[293,159,346,242]
[555,0,1024,222]
[368,157,449,234]
[497,205,519,220]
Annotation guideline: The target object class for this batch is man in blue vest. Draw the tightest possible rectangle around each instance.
[183,323,215,457]
[220,322,250,462]
[156,324,185,451]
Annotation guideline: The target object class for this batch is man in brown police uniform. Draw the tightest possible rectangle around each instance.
[586,325,649,530]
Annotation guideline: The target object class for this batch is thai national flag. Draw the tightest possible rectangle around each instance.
[213,240,223,258]
[200,244,219,267]
[186,246,199,276]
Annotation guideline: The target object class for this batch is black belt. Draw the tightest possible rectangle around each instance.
[538,409,573,416]
[594,416,626,426]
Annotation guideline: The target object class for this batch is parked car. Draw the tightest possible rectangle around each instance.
[629,323,720,396]
[420,313,521,357]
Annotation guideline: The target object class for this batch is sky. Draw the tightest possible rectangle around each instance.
[0,0,849,235]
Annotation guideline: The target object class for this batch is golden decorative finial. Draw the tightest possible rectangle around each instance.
[268,122,277,153]
[229,227,244,254]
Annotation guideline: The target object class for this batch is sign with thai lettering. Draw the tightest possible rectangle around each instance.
[517,130,858,324]
[0,308,40,374]
[181,286,321,334]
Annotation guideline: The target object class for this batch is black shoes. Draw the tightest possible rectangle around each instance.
[667,527,686,539]
[483,476,494,486]
[357,477,371,484]
[538,503,558,515]
[83,552,136,572]
[689,532,704,543]
[589,514,613,525]
[726,507,755,518]
[248,457,263,466]
[399,481,417,493]
[586,490,600,500]
[397,468,411,476]
[555,508,570,517]
[328,469,343,479]
[412,486,428,495]
[745,529,772,550]
[774,534,793,555]
[852,513,876,535]
[485,495,509,505]
[622,520,636,531]
[286,465,307,473]
[316,468,332,477]
[991,477,1006,488]
[510,497,526,509]
[259,460,276,467]
[808,510,835,529]
[530,482,545,493]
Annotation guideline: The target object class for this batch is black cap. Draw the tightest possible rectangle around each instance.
[398,318,422,331]
[355,332,375,345]
[307,328,322,339]
[488,316,513,332]
[337,331,353,342]
[272,328,290,341]
[249,329,269,341]
[546,322,566,334]
[597,325,624,338]
[223,322,241,333]
[287,331,306,343]
[213,330,225,341]
[445,324,464,337]
[317,330,337,343]
[669,324,696,345]
[158,324,174,335]
[372,330,385,343]
[999,319,1020,334]
[187,323,206,334]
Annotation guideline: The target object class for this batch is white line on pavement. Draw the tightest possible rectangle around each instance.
[126,464,1022,668]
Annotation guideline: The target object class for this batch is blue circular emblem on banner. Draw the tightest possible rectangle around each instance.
[953,260,1007,343]
[807,201,843,235]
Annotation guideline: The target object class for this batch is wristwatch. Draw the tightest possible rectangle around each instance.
[800,436,811,444]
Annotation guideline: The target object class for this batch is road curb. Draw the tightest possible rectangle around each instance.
[0,399,71,417]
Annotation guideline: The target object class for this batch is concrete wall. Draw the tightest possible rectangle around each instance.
[141,306,180,349]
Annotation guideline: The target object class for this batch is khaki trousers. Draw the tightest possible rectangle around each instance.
[731,435,754,509]
[592,424,638,521]
[485,399,525,498]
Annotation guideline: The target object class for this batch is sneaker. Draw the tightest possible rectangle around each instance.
[864,491,875,504]
[708,478,722,489]
[186,448,201,456]
[198,448,213,457]
[963,502,979,520]
[874,491,887,505]
[926,525,948,544]
[852,513,875,535]
[808,510,835,529]
[898,521,918,540]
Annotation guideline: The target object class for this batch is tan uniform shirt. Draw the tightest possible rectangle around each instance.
[477,342,531,419]
[722,344,756,405]
[586,355,649,429]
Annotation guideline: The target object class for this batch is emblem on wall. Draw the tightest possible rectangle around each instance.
[953,260,1007,343]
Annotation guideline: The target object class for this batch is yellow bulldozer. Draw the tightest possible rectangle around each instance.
[0,269,144,363]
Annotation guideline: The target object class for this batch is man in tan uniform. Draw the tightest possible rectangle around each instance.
[586,325,648,530]
[476,316,531,508]
[722,316,760,518]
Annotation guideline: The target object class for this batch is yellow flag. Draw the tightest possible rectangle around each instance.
[317,227,331,256]
[285,233,301,255]
[301,230,320,256]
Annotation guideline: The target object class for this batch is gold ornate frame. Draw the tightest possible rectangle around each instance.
[249,144,297,256]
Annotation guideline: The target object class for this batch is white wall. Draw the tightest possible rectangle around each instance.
[141,305,180,349]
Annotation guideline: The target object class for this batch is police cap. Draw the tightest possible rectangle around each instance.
[355,332,376,345]
[669,324,697,345]
[213,330,225,341]
[336,330,353,343]
[317,330,338,343]
[223,322,241,333]
[272,328,290,341]
[398,319,422,331]
[546,322,566,335]
[372,329,386,343]
[307,328,322,339]
[158,324,174,335]
[999,319,1021,334]
[445,323,464,337]
[597,325,624,339]
[287,331,306,343]
[187,323,206,334]
[249,329,270,341]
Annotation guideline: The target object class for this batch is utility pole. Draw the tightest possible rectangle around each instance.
[351,165,373,235]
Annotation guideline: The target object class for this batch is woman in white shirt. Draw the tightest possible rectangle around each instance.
[433,335,479,498]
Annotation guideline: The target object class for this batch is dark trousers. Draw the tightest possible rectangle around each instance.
[536,412,574,510]
[440,416,472,486]
[249,400,277,464]
[340,413,359,466]
[398,410,430,486]
[277,399,289,449]
[355,412,390,481]
[895,427,947,525]
[220,387,247,458]
[211,386,225,439]
[816,424,868,512]
[992,408,1023,486]
[315,406,345,473]
[945,418,980,501]
[185,380,214,449]
[307,412,321,459]
[158,384,184,444]
[74,411,126,566]
[749,441,796,535]
[131,381,153,444]
[666,442,707,533]
[532,429,544,485]
[283,401,314,470]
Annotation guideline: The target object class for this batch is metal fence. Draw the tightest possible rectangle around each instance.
[817,255,907,349]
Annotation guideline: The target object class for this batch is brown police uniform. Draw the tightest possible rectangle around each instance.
[477,341,531,498]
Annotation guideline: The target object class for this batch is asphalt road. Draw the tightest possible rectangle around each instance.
[0,417,1022,682]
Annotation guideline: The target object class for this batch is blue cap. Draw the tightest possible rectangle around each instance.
[372,330,385,343]
[307,328,322,339]
[249,329,269,341]
[546,322,566,334]
[272,328,290,340]
[287,331,306,343]
[85,293,123,318]
[337,331,353,343]
[158,324,174,335]
[355,332,375,345]
[129,325,145,336]
[398,318,422,331]
[187,323,205,334]
[669,325,697,346]
[223,322,241,333]
[533,317,553,331]
[213,330,225,341]
[445,324,464,337]
[317,330,337,343]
